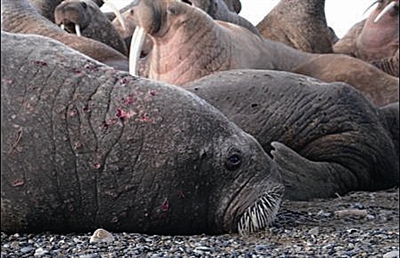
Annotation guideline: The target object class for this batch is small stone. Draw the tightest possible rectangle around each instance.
[34,247,48,256]
[20,246,34,253]
[383,250,400,258]
[308,227,319,236]
[90,228,114,243]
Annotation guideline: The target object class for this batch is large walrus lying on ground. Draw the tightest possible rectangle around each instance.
[1,31,284,235]
[130,0,398,106]
[185,69,399,201]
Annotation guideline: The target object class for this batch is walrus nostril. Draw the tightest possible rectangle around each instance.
[182,0,193,5]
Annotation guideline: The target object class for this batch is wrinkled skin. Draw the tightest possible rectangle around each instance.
[333,0,399,77]
[292,53,399,106]
[1,0,128,71]
[256,0,334,53]
[371,48,399,77]
[54,0,128,56]
[1,31,284,235]
[129,0,399,107]
[185,69,399,201]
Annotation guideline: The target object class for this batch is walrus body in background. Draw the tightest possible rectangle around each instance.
[185,69,399,201]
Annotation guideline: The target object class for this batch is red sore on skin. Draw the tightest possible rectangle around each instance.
[32,60,47,66]
[13,179,24,187]
[116,108,135,119]
[123,95,134,105]
[162,198,169,212]
[140,113,152,123]
[94,163,101,169]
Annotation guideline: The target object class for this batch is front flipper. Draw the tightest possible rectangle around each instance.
[270,141,358,201]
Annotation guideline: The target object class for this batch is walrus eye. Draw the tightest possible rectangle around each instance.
[225,154,241,170]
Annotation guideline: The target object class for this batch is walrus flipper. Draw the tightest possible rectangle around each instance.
[270,141,358,201]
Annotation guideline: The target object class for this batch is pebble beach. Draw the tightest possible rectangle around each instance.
[2,187,398,257]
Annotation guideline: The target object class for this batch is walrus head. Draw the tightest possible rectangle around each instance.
[54,0,92,36]
[208,132,285,235]
[129,0,200,37]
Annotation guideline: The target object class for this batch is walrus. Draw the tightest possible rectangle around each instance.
[54,0,129,56]
[184,69,399,201]
[1,31,284,236]
[333,0,399,77]
[129,0,398,107]
[256,0,334,53]
[1,0,129,71]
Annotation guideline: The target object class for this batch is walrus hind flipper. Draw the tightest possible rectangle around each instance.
[270,141,357,201]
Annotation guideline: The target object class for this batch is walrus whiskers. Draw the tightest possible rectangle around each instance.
[237,185,284,235]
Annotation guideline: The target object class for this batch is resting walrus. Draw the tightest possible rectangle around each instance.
[54,0,129,56]
[185,69,399,200]
[129,0,398,107]
[1,31,284,236]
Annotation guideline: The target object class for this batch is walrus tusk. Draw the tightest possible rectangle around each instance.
[103,0,126,31]
[363,0,379,15]
[75,24,82,37]
[60,24,65,31]
[129,26,146,76]
[374,1,397,23]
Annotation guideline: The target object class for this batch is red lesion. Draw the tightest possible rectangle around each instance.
[162,198,169,212]
[13,179,25,187]
[32,60,47,66]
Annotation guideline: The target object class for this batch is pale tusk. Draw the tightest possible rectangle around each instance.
[129,26,146,76]
[103,0,126,31]
[60,24,65,31]
[374,1,397,23]
[75,24,82,37]
[363,0,379,15]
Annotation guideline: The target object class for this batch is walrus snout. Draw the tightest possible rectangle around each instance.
[236,185,284,235]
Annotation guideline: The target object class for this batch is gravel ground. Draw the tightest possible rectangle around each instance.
[2,187,398,257]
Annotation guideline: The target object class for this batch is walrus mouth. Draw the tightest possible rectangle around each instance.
[237,185,284,235]
[59,20,82,37]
